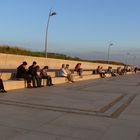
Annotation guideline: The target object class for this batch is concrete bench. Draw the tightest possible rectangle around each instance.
[3,80,25,90]
[0,72,16,80]
[0,72,56,80]
[72,70,93,76]
[1,71,132,91]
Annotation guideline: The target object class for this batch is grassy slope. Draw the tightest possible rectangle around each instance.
[0,45,125,65]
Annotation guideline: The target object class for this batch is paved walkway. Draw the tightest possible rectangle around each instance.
[0,73,140,140]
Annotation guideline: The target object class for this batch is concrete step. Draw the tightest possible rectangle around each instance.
[3,74,100,91]
[4,80,25,91]
[73,70,93,76]
[0,73,15,80]
[2,73,125,91]
[0,72,56,81]
[46,72,56,78]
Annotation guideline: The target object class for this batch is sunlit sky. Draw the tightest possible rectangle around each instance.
[0,0,140,66]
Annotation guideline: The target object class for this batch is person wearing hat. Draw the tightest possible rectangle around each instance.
[16,61,32,88]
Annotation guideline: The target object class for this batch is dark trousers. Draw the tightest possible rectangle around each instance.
[17,75,32,87]
[77,68,83,76]
[0,79,4,90]
[32,76,42,87]
[42,75,52,86]
[25,75,32,84]
[99,73,106,78]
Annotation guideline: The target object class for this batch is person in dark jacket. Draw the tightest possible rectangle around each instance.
[0,78,7,93]
[28,61,37,87]
[16,61,32,88]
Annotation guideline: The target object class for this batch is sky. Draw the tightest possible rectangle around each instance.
[0,0,140,66]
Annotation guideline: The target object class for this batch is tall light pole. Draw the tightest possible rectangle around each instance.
[45,9,56,58]
[107,43,114,64]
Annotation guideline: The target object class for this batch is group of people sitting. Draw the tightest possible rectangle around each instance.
[96,65,136,78]
[96,66,106,78]
[60,63,83,83]
[0,62,83,92]
[97,66,118,78]
[16,61,54,88]
[1,61,136,92]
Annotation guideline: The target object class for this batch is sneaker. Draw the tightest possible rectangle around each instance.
[47,84,51,86]
[27,85,33,88]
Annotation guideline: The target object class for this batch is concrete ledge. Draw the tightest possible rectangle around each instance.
[3,74,102,91]
[2,73,129,91]
[73,70,93,76]
[4,80,25,90]
[0,72,56,81]
[0,73,14,80]
[47,72,56,77]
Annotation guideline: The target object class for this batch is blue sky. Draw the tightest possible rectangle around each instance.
[0,0,140,66]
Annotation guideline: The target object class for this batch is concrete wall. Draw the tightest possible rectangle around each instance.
[0,53,123,70]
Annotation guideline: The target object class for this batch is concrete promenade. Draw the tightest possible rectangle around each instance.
[0,73,140,140]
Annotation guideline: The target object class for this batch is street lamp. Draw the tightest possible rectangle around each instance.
[107,43,114,64]
[45,9,56,58]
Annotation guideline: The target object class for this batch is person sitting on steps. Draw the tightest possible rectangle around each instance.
[28,61,37,88]
[16,61,32,88]
[60,64,74,83]
[74,63,83,78]
[34,65,43,87]
[40,66,54,86]
[99,67,106,78]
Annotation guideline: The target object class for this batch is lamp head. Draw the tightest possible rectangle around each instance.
[50,12,56,16]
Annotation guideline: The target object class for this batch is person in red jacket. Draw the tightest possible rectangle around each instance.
[74,63,83,78]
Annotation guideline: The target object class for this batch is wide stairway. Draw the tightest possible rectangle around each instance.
[1,70,114,91]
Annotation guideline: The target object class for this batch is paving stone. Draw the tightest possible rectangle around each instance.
[99,125,139,140]
[0,125,27,140]
[0,73,140,139]
[10,131,58,140]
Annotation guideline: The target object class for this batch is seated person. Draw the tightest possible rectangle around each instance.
[0,78,7,93]
[40,66,54,86]
[28,61,37,87]
[16,61,32,88]
[96,66,100,74]
[108,66,117,77]
[34,65,43,87]
[99,67,106,78]
[60,64,74,83]
[74,63,83,77]
[134,67,137,73]
[117,67,123,75]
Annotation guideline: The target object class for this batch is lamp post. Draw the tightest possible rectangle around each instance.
[107,43,114,64]
[45,9,56,58]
